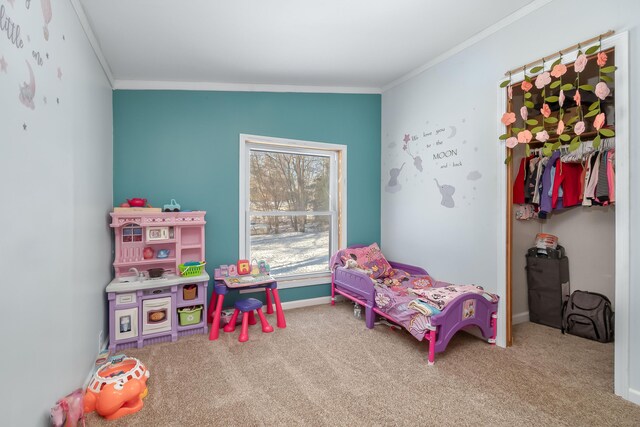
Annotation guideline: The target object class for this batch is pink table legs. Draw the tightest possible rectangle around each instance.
[265,288,274,314]
[209,294,225,340]
[271,288,286,328]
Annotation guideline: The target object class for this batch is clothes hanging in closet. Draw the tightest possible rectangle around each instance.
[512,141,615,220]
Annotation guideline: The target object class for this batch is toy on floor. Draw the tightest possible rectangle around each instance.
[50,388,85,427]
[84,356,150,421]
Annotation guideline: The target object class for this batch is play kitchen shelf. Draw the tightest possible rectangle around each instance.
[110,211,206,278]
[106,210,208,351]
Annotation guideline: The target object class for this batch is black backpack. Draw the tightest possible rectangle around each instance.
[562,290,614,343]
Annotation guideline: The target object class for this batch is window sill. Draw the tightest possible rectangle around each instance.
[238,273,331,293]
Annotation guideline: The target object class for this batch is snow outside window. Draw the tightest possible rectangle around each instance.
[239,135,346,287]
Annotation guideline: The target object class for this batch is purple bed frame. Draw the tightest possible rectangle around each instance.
[331,248,498,365]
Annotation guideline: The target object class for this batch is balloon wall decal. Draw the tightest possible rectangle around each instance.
[41,0,52,41]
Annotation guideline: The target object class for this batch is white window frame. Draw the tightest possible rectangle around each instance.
[239,134,347,289]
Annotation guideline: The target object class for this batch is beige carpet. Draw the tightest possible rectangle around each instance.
[87,303,640,426]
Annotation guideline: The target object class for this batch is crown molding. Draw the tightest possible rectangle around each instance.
[382,0,554,92]
[112,79,381,94]
[69,0,114,87]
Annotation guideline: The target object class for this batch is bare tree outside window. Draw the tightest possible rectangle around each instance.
[249,150,332,276]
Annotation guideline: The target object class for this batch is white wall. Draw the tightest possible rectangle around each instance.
[0,1,113,425]
[381,0,639,403]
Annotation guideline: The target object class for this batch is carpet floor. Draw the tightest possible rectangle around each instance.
[87,302,640,426]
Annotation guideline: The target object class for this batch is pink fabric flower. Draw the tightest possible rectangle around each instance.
[574,54,588,73]
[597,51,608,67]
[517,130,533,144]
[574,121,586,135]
[557,120,565,135]
[506,137,518,148]
[540,103,551,118]
[551,63,567,78]
[508,85,513,100]
[501,112,516,126]
[520,106,528,121]
[521,80,533,92]
[536,130,550,142]
[595,82,610,100]
[535,72,551,89]
[573,90,582,106]
[593,113,606,130]
[559,90,565,107]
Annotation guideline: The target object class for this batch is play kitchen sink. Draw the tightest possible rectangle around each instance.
[106,210,209,351]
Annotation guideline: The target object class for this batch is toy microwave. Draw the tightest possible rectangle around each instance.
[146,226,174,241]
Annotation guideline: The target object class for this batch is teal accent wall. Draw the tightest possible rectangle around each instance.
[113,90,380,305]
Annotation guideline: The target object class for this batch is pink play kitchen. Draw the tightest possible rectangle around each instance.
[106,209,209,352]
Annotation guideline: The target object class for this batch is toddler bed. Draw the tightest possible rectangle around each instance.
[330,244,498,365]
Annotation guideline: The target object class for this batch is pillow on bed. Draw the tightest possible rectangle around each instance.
[341,243,393,279]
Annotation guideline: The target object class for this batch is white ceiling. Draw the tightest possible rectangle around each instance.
[79,0,537,91]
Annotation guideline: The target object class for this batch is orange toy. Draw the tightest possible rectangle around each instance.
[237,259,250,275]
[84,356,150,421]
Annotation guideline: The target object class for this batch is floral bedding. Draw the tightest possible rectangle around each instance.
[374,275,498,340]
[331,245,499,341]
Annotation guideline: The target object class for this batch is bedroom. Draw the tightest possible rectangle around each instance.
[1,0,639,425]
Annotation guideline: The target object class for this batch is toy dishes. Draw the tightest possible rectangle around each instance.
[143,247,155,260]
[156,249,170,258]
[147,268,165,278]
[127,198,147,207]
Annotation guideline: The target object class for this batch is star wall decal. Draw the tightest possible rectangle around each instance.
[403,134,410,143]
[57,67,63,79]
[0,56,7,73]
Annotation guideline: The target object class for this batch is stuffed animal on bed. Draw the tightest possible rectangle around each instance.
[342,257,373,275]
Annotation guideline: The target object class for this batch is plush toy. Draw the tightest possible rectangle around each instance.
[344,258,359,269]
[50,388,85,427]
[342,257,372,275]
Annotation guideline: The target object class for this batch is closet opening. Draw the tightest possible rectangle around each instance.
[498,32,630,400]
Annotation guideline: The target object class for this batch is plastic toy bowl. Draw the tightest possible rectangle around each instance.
[156,249,170,258]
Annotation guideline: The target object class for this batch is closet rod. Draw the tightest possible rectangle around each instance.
[504,30,615,76]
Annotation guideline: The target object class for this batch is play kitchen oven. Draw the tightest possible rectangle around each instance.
[142,296,172,335]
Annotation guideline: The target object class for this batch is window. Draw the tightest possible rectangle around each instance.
[239,134,346,286]
[122,224,143,243]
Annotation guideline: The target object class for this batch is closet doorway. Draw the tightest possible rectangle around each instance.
[497,32,630,399]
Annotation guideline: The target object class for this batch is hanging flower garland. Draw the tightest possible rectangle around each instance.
[584,40,617,148]
[499,38,617,155]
